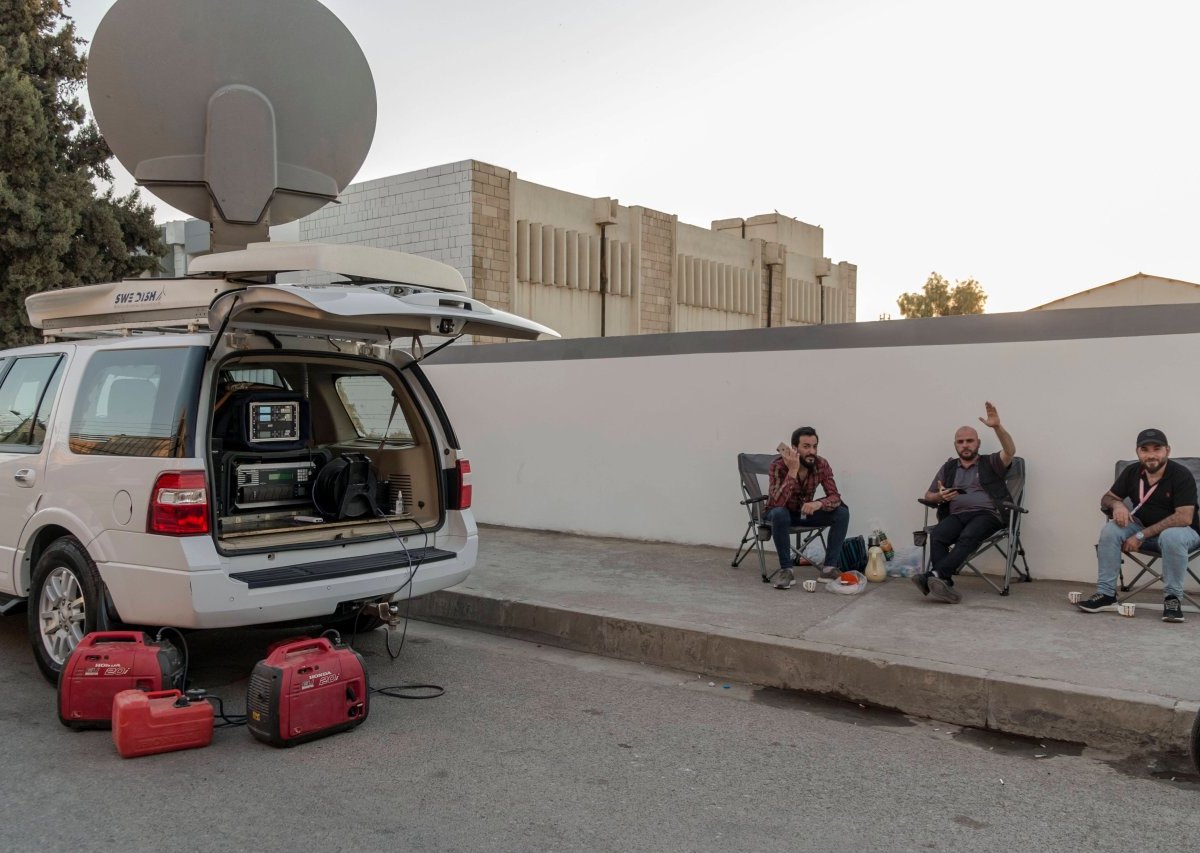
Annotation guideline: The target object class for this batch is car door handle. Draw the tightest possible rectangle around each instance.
[13,468,35,484]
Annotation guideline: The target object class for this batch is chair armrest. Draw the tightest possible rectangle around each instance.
[740,495,768,507]
[1000,501,1028,515]
[917,498,940,508]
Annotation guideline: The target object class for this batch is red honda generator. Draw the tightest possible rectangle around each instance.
[246,636,369,747]
[58,632,184,729]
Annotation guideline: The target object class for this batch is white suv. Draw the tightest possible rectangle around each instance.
[0,242,553,681]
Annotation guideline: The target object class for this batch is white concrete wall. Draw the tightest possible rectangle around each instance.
[424,315,1200,585]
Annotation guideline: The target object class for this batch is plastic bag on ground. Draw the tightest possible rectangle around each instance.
[801,538,826,566]
[825,570,868,595]
[887,545,925,578]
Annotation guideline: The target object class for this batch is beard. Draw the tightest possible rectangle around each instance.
[1142,458,1163,473]
[799,454,816,469]
[957,447,977,462]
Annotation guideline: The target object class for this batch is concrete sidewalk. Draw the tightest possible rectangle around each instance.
[410,525,1200,760]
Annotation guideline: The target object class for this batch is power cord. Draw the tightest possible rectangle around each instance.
[206,694,249,728]
[155,626,190,692]
[358,513,445,699]
[155,626,251,726]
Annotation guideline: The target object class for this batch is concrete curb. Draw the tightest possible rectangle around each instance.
[410,588,1200,758]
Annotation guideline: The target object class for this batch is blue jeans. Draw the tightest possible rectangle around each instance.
[765,504,850,570]
[1096,519,1200,598]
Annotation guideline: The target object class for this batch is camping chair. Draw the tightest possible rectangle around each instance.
[1112,458,1200,609]
[732,452,829,584]
[916,456,1032,595]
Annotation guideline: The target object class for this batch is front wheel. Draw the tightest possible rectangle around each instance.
[27,538,107,683]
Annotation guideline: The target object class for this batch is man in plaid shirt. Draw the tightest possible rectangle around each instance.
[765,426,850,589]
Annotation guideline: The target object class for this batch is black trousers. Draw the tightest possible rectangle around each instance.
[929,511,1003,582]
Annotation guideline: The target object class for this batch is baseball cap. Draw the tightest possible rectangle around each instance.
[1136,428,1169,448]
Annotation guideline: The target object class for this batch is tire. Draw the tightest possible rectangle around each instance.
[27,538,109,684]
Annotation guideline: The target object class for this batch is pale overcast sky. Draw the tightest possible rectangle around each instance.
[68,0,1199,320]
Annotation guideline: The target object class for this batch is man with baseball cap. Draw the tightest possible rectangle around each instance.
[1077,428,1200,622]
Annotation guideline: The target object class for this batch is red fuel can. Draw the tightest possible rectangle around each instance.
[246,636,369,747]
[58,632,184,729]
[111,689,214,759]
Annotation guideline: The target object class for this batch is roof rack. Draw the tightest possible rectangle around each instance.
[26,242,470,341]
[26,278,241,341]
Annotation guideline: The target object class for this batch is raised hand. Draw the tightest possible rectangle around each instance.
[978,401,1001,430]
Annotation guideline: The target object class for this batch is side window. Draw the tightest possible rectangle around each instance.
[223,367,288,388]
[69,347,204,458]
[334,375,414,445]
[0,356,64,451]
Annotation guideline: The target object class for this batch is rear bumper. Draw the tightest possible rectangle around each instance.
[96,531,477,629]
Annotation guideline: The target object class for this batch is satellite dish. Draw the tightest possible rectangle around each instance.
[88,0,377,251]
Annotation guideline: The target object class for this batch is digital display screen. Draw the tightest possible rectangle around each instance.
[248,401,300,442]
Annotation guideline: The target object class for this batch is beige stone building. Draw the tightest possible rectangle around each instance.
[1031,273,1200,310]
[293,159,857,340]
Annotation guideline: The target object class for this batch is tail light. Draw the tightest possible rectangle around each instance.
[452,459,472,510]
[148,471,209,535]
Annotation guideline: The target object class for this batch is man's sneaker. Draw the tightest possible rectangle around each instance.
[927,575,961,604]
[774,568,796,590]
[819,566,838,580]
[1163,596,1186,623]
[1075,593,1118,614]
[911,571,931,596]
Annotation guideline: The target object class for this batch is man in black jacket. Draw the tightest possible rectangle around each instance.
[1076,429,1200,623]
[912,402,1016,604]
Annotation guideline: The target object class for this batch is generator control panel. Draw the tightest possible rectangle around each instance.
[248,401,300,443]
[234,460,316,509]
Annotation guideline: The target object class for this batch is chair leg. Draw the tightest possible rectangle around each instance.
[732,520,757,568]
[756,531,773,582]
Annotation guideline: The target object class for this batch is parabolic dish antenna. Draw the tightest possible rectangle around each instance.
[88,0,377,250]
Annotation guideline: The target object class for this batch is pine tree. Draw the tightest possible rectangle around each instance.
[0,0,162,348]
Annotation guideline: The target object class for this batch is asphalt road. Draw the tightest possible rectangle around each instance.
[1,612,1196,853]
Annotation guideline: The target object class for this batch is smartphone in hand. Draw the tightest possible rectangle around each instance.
[777,442,790,455]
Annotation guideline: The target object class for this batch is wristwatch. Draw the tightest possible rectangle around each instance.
[1135,531,1145,541]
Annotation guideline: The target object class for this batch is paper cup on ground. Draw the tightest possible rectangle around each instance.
[1067,591,1082,604]
[802,579,818,593]
[1118,602,1136,617]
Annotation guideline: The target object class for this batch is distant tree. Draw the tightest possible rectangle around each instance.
[0,0,163,348]
[896,272,988,318]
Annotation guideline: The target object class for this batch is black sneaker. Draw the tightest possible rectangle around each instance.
[911,572,931,596]
[927,575,961,604]
[774,568,796,590]
[1163,596,1185,623]
[1076,593,1118,614]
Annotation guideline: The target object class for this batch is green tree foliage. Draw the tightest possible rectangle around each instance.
[896,272,988,318]
[0,0,163,348]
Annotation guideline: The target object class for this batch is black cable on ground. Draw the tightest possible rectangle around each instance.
[207,694,249,728]
[371,684,444,700]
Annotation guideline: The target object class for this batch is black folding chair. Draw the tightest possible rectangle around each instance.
[1113,458,1200,609]
[732,452,829,584]
[916,456,1032,595]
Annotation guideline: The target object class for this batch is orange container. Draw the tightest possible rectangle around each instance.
[111,689,214,758]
